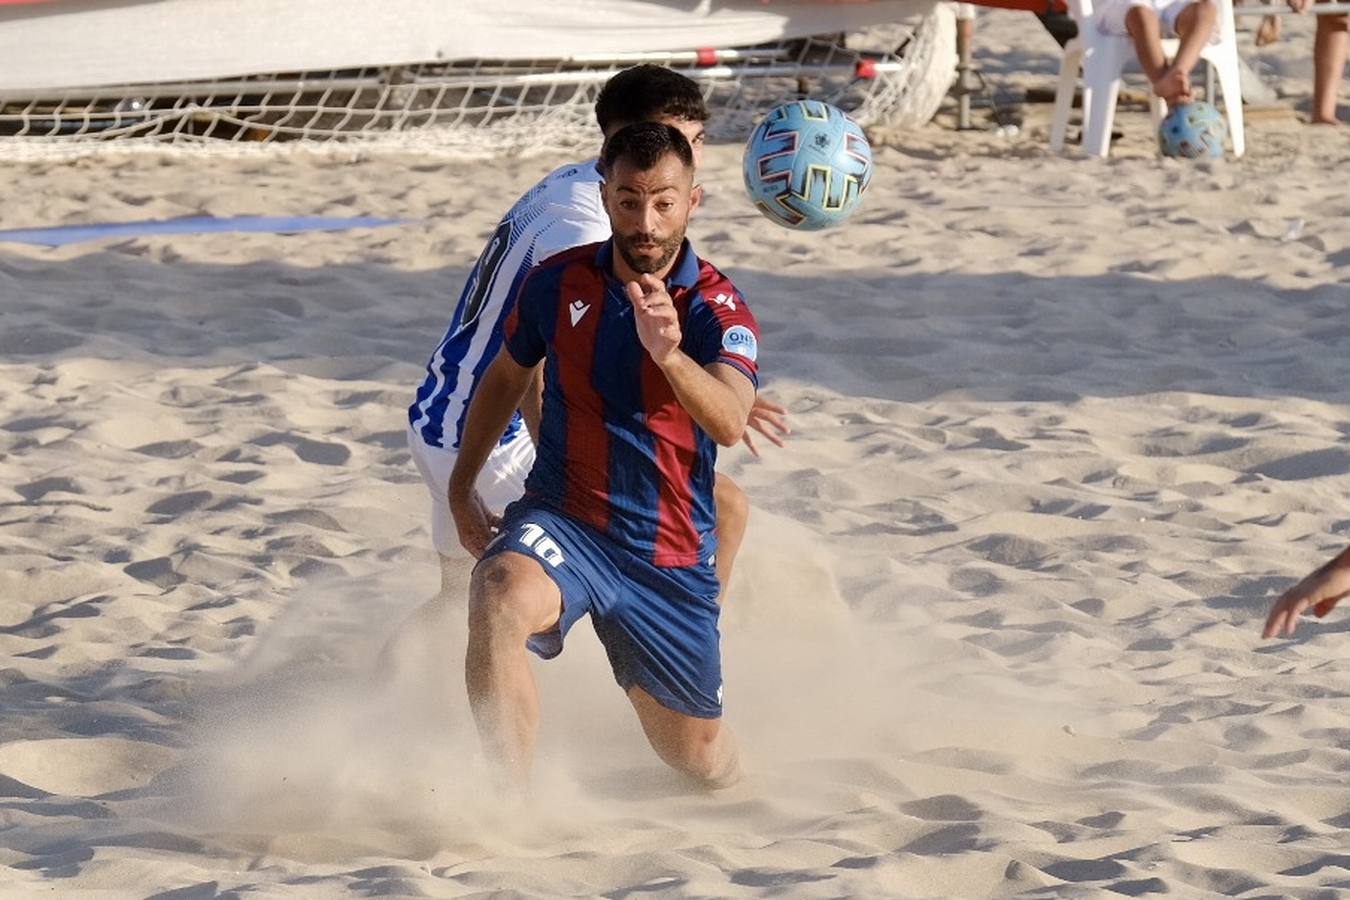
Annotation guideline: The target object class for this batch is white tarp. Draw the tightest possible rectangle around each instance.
[0,0,930,92]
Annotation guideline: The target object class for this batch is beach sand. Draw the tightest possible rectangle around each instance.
[2,10,1349,897]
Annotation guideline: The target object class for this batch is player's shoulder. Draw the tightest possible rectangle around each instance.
[532,241,604,275]
[539,159,604,205]
[514,242,604,323]
[690,257,750,309]
[505,158,602,218]
[542,158,602,185]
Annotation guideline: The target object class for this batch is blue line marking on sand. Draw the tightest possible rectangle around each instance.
[0,214,412,247]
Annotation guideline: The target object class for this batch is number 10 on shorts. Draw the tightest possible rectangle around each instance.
[519,522,565,568]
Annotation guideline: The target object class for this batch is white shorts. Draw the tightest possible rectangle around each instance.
[406,423,535,557]
[1097,0,1208,38]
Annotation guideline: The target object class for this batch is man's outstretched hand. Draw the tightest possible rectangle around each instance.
[1262,550,1350,638]
[742,395,789,457]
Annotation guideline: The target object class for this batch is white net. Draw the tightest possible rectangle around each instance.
[0,5,954,158]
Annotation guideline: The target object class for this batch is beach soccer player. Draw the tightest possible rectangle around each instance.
[1262,545,1350,638]
[449,123,754,789]
[407,64,787,596]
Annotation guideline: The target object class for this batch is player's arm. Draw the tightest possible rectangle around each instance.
[448,350,536,557]
[743,394,789,457]
[450,265,548,558]
[1262,545,1350,638]
[657,355,754,447]
[629,274,754,447]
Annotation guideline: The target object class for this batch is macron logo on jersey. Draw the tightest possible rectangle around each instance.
[569,299,590,326]
[711,292,737,311]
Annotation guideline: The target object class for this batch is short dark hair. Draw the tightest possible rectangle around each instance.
[595,64,708,133]
[601,122,695,176]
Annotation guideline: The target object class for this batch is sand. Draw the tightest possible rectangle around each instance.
[1,10,1348,898]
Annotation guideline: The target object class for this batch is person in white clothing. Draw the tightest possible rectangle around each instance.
[1096,0,1217,104]
[407,64,787,596]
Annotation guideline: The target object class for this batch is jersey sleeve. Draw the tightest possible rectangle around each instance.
[501,268,548,367]
[687,287,759,388]
[533,216,611,266]
[532,178,611,264]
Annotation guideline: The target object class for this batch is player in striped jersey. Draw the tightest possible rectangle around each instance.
[407,65,786,594]
[450,123,751,788]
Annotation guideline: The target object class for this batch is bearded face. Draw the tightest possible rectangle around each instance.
[602,151,699,279]
[613,221,686,275]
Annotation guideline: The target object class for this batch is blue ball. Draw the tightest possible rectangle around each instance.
[1158,101,1227,159]
[742,100,873,231]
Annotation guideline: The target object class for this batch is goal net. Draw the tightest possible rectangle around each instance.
[0,1,955,156]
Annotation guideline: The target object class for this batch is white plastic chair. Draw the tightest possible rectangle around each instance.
[1048,0,1245,158]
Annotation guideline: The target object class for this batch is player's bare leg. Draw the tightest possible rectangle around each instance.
[626,686,741,788]
[372,590,456,686]
[465,551,563,789]
[1312,10,1348,124]
[712,475,749,603]
[369,552,468,686]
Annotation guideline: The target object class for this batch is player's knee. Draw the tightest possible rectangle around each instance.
[1124,6,1153,32]
[680,733,721,781]
[1187,0,1216,27]
[675,728,740,789]
[714,478,749,535]
[649,720,732,786]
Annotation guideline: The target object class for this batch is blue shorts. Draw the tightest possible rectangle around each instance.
[481,503,723,718]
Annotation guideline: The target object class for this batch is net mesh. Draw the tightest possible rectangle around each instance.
[0,5,954,158]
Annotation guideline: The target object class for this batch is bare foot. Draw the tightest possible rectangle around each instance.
[1152,67,1193,105]
[1310,116,1342,126]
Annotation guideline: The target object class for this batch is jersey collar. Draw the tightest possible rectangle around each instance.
[596,238,700,291]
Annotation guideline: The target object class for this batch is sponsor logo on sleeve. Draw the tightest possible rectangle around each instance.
[721,325,758,362]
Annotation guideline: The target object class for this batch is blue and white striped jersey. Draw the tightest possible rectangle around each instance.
[408,160,610,450]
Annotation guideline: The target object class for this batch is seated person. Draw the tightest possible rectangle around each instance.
[1097,0,1218,104]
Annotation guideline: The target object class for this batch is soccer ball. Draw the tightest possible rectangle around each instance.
[1158,101,1227,159]
[742,100,873,231]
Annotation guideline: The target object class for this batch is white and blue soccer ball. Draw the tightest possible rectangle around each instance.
[742,100,873,231]
[1158,101,1227,159]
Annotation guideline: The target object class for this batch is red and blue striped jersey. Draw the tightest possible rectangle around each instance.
[502,239,759,567]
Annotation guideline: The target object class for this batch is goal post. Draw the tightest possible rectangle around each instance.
[0,0,956,155]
